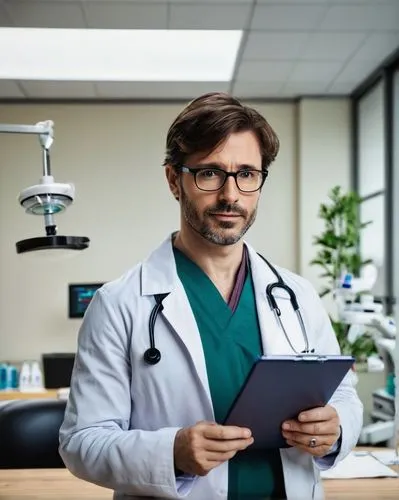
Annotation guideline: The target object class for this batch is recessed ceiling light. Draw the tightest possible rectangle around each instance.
[0,28,243,82]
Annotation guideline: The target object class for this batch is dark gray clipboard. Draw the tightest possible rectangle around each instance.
[223,354,354,449]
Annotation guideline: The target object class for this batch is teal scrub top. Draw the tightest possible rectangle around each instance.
[174,248,285,499]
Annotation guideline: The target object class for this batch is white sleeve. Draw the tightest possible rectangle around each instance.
[59,288,196,497]
[309,286,363,470]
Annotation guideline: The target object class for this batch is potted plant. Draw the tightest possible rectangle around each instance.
[310,186,377,363]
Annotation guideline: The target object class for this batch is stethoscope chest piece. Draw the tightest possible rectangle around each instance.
[144,347,161,365]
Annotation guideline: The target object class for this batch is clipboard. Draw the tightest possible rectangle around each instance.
[223,354,355,449]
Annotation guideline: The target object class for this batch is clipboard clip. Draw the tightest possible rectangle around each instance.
[294,354,328,362]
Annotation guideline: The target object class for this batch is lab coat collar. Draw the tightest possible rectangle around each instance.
[141,233,177,296]
[245,243,279,287]
[245,244,286,354]
[141,233,213,410]
[140,233,281,297]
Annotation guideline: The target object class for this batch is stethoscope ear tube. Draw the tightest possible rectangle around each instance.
[143,293,169,365]
[266,283,281,316]
[258,253,310,354]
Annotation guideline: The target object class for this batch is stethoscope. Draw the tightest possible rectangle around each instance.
[143,253,312,365]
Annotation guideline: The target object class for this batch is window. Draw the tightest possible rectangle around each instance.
[358,81,385,197]
[355,79,387,301]
[359,194,386,297]
[393,69,399,315]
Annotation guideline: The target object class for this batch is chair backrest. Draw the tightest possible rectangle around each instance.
[0,398,66,468]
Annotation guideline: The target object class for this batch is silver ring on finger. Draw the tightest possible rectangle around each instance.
[309,437,317,448]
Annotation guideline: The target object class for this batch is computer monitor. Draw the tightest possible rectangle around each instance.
[68,283,104,318]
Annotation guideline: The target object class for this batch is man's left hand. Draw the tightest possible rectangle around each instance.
[281,405,341,457]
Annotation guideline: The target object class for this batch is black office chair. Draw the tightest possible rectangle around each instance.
[0,398,66,468]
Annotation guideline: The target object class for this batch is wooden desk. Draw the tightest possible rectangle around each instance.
[0,469,111,499]
[0,465,398,499]
[0,390,58,401]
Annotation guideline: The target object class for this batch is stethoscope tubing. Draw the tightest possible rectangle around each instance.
[144,253,311,364]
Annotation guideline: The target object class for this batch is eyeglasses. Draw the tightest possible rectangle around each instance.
[178,165,268,193]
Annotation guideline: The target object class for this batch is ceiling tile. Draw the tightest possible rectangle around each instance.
[236,61,294,83]
[323,0,399,2]
[84,1,168,29]
[6,0,86,28]
[243,32,310,60]
[168,4,251,30]
[251,4,326,30]
[354,32,399,61]
[331,58,381,84]
[327,81,357,95]
[95,81,229,99]
[299,32,367,61]
[0,1,14,26]
[20,80,97,98]
[170,0,253,3]
[0,80,25,98]
[257,0,328,3]
[320,4,399,31]
[288,62,342,83]
[232,82,284,99]
[281,82,330,96]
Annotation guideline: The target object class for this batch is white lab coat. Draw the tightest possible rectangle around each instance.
[59,234,363,500]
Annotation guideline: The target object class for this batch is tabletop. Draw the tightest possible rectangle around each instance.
[0,464,398,499]
[0,390,58,401]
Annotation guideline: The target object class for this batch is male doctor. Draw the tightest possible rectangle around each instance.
[59,92,363,499]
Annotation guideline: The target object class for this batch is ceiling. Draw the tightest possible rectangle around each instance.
[0,0,398,101]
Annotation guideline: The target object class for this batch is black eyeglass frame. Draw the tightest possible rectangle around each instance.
[177,165,268,193]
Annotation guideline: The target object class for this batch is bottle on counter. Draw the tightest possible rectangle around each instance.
[30,361,44,390]
[0,363,7,390]
[19,361,32,391]
[7,364,19,389]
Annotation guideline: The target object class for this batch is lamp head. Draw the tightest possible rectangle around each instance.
[16,176,89,255]
[18,176,74,215]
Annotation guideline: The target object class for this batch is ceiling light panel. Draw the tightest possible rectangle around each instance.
[0,28,243,82]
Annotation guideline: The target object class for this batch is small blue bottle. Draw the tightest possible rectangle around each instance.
[7,365,19,389]
[0,364,8,390]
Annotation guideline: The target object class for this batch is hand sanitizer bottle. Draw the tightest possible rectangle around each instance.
[19,361,32,392]
[30,361,44,390]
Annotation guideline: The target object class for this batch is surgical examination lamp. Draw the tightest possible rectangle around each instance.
[0,120,89,254]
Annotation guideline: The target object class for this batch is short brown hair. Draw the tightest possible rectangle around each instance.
[163,92,279,172]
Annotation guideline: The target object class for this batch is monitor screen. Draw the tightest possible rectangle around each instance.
[68,283,104,318]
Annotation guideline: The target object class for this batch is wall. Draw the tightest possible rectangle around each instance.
[297,98,352,314]
[0,101,297,361]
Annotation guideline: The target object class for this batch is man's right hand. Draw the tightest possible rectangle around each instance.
[173,421,254,476]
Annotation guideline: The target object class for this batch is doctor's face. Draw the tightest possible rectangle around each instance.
[176,131,263,246]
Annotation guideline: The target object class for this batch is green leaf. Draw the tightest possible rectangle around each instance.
[319,272,334,279]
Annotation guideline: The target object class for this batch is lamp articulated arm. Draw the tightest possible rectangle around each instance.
[0,120,89,254]
[0,120,53,176]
